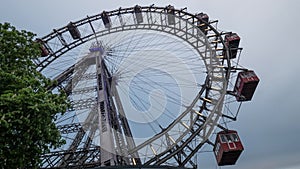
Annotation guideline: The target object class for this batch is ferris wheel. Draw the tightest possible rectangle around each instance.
[37,5,259,169]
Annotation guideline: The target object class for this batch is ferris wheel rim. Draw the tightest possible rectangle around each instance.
[38,5,232,167]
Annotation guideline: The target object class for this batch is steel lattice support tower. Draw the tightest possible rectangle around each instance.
[90,42,140,166]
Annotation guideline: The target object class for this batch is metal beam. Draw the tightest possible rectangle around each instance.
[57,123,82,134]
[111,82,141,165]
[40,147,101,169]
[70,98,96,111]
[93,45,118,166]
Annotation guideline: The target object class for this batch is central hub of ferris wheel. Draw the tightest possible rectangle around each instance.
[37,4,259,169]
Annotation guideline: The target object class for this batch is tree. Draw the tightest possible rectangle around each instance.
[0,23,69,168]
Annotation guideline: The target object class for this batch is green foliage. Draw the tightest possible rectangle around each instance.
[0,23,68,168]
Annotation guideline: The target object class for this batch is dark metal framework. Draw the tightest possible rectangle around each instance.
[37,5,245,169]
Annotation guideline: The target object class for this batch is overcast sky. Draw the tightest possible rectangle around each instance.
[1,0,300,169]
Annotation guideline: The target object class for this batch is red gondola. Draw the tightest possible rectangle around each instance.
[234,70,260,101]
[196,13,209,35]
[134,5,143,24]
[166,5,175,25]
[214,130,244,166]
[67,22,81,40]
[101,11,111,29]
[224,32,240,59]
[36,39,49,57]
